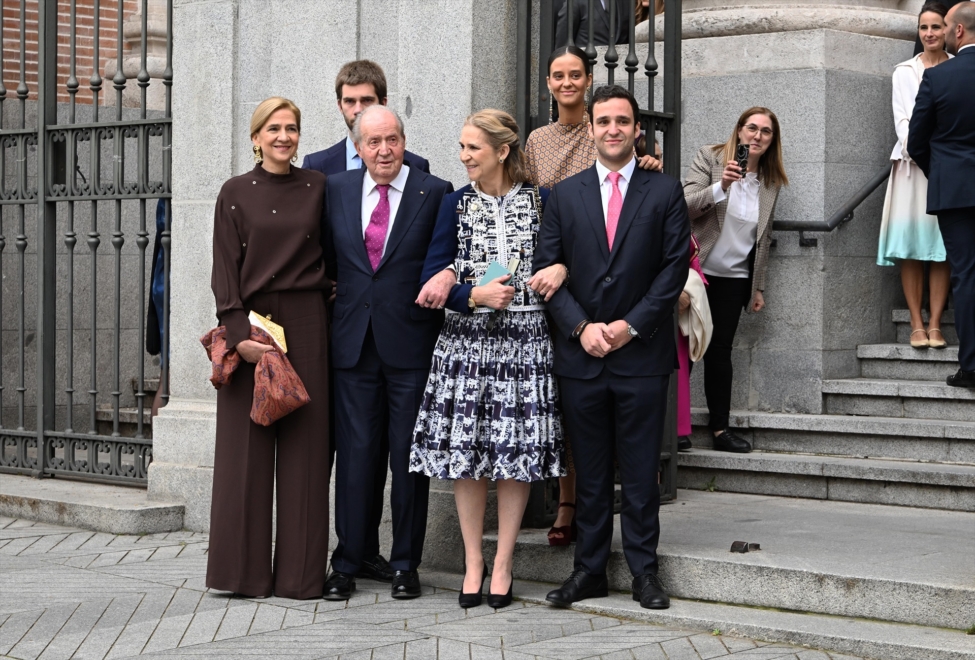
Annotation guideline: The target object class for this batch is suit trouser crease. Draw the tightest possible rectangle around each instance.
[561,370,668,578]
[938,207,975,371]
[702,276,752,431]
[333,327,431,574]
[206,291,330,600]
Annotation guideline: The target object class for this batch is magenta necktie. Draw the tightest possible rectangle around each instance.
[364,184,390,271]
[606,171,622,251]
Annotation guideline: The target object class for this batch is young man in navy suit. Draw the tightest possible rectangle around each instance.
[533,85,689,610]
[322,105,452,601]
[909,2,975,388]
[303,60,431,585]
[301,60,430,177]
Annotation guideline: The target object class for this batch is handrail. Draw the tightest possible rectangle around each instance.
[772,163,892,233]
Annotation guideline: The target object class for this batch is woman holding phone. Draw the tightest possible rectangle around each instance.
[684,107,788,454]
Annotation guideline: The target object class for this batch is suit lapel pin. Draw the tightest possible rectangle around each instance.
[420,190,425,195]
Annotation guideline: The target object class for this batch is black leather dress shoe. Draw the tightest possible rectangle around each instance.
[947,369,975,388]
[391,570,422,599]
[713,430,752,453]
[677,436,693,452]
[632,573,670,610]
[322,571,355,601]
[545,569,608,608]
[356,554,395,583]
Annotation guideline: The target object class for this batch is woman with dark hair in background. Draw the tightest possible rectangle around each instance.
[411,110,564,609]
[684,107,789,454]
[524,45,660,547]
[206,97,331,600]
[878,2,951,349]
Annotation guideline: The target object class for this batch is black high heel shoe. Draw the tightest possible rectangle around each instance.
[486,574,514,609]
[458,564,489,608]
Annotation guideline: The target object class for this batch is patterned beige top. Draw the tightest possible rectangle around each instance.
[525,121,597,189]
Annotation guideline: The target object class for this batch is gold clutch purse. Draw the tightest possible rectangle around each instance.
[248,311,288,353]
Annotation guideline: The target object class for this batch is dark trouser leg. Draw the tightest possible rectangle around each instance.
[938,207,975,371]
[702,276,751,432]
[206,362,276,597]
[332,331,385,575]
[613,374,668,577]
[364,430,390,559]
[383,363,431,572]
[271,293,331,599]
[560,372,615,575]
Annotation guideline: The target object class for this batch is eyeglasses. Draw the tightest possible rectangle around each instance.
[742,124,774,137]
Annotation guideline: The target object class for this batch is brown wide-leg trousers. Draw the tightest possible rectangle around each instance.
[206,290,330,600]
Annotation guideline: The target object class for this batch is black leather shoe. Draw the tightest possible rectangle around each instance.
[322,571,355,601]
[458,564,489,608]
[545,569,608,607]
[677,436,693,452]
[632,573,670,610]
[391,570,422,599]
[713,430,752,453]
[947,369,975,388]
[357,554,395,583]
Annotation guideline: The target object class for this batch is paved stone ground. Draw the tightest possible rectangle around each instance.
[0,518,868,660]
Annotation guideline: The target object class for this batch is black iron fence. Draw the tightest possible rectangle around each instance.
[0,0,172,486]
[515,0,683,524]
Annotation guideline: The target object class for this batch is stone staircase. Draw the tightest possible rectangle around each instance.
[486,308,975,659]
[95,377,159,438]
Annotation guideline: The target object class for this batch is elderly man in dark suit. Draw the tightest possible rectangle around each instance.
[302,60,431,585]
[909,2,975,388]
[533,85,689,610]
[322,105,452,600]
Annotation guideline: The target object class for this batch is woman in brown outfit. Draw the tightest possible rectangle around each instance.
[206,97,331,599]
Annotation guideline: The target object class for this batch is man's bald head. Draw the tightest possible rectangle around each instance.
[945,2,975,54]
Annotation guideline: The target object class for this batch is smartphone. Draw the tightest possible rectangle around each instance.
[735,143,749,173]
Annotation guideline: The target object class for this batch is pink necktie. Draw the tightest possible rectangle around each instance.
[606,171,622,251]
[364,184,390,271]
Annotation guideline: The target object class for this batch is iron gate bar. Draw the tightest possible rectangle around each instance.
[605,0,617,86]
[0,0,172,486]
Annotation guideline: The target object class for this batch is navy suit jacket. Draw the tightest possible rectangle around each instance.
[302,139,431,177]
[323,167,452,371]
[532,165,690,379]
[908,46,975,214]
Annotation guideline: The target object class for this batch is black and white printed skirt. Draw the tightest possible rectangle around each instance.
[409,310,566,483]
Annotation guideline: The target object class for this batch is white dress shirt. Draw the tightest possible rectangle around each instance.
[361,164,410,256]
[594,156,637,225]
[703,172,760,278]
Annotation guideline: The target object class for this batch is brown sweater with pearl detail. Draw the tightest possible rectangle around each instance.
[211,164,330,349]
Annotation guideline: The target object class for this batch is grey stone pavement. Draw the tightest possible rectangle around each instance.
[0,517,868,660]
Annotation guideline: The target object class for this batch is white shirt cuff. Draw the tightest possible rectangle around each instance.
[712,182,727,204]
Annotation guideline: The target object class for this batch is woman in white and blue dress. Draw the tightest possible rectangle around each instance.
[877,2,951,349]
[411,109,566,609]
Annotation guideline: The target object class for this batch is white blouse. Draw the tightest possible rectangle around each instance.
[702,172,760,279]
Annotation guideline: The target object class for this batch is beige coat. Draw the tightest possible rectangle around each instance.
[683,144,781,307]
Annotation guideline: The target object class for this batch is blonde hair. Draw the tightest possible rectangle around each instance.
[712,106,789,188]
[464,109,529,184]
[250,97,302,138]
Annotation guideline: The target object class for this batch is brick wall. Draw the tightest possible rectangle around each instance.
[2,0,139,106]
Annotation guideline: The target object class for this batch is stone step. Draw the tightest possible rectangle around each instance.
[893,308,959,344]
[858,343,959,381]
[0,473,183,534]
[689,408,975,464]
[421,571,975,660]
[675,448,975,511]
[95,405,153,438]
[483,490,975,631]
[824,377,975,421]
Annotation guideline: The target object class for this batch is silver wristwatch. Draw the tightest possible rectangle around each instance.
[626,323,640,338]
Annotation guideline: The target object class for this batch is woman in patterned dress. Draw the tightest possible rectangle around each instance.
[410,110,565,609]
[524,45,661,546]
